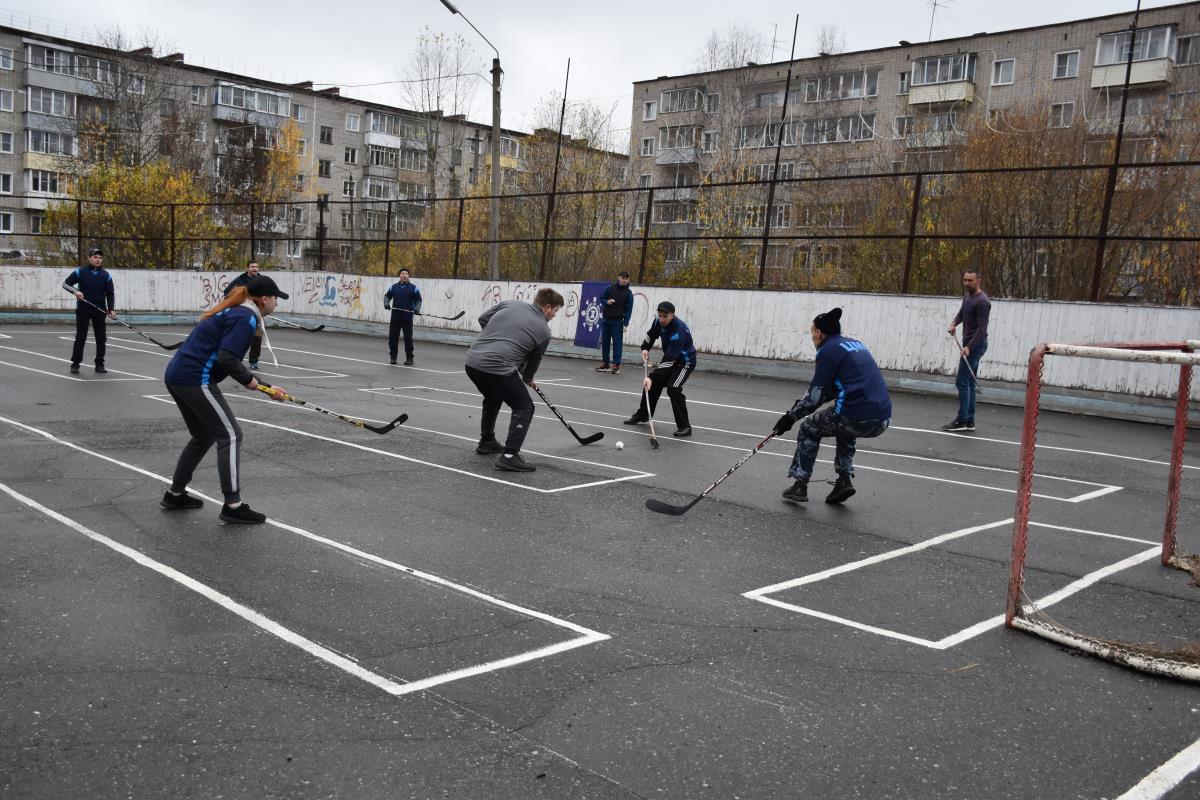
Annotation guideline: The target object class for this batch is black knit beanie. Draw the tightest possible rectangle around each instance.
[813,307,842,335]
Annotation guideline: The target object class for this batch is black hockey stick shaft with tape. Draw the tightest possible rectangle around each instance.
[62,284,182,350]
[266,314,325,332]
[645,432,777,516]
[533,384,603,445]
[257,382,407,434]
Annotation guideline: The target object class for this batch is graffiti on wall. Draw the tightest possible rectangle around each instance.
[300,273,366,317]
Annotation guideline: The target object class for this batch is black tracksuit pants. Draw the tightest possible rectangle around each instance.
[388,311,414,360]
[166,383,245,504]
[71,308,108,366]
[465,366,534,455]
[636,360,696,428]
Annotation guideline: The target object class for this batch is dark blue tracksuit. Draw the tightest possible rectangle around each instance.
[635,316,697,428]
[64,265,115,367]
[384,281,422,361]
[785,334,892,480]
[599,283,634,366]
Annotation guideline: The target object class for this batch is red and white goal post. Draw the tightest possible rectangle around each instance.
[1005,340,1200,682]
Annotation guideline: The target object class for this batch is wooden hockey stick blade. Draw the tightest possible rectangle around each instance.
[649,436,660,450]
[645,497,697,516]
[363,413,408,434]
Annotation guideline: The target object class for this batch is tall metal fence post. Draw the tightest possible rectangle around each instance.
[901,172,925,294]
[317,198,326,270]
[75,200,83,263]
[169,204,176,270]
[383,200,393,276]
[637,187,655,284]
[453,196,465,279]
[249,202,257,263]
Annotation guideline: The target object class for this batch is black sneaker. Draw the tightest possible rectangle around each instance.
[161,490,204,510]
[94,365,108,374]
[70,364,80,374]
[219,503,267,524]
[623,414,648,425]
[781,479,809,503]
[403,358,414,366]
[673,426,692,437]
[495,453,535,472]
[389,357,397,365]
[475,438,506,455]
[825,475,856,504]
[595,363,611,372]
[941,419,971,432]
[610,365,621,374]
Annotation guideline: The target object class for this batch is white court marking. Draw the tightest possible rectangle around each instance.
[0,419,611,697]
[743,519,1162,649]
[1116,735,1200,800]
[0,344,156,381]
[144,393,654,494]
[64,336,350,379]
[267,344,461,374]
[547,382,1199,472]
[364,386,1118,503]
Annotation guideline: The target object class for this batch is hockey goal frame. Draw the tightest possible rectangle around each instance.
[1005,339,1200,681]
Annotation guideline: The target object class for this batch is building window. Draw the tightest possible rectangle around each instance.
[1054,51,1080,79]
[0,212,11,233]
[344,147,358,164]
[701,130,719,153]
[894,115,913,137]
[191,123,206,143]
[0,89,11,112]
[159,97,176,117]
[128,74,145,94]
[27,129,75,155]
[1096,26,1172,66]
[27,169,64,193]
[290,206,304,224]
[287,240,301,258]
[32,212,44,234]
[296,138,306,156]
[0,173,10,193]
[28,46,70,74]
[215,83,289,116]
[704,93,720,113]
[319,126,333,145]
[638,174,652,188]
[1169,91,1199,119]
[74,55,112,83]
[912,53,976,86]
[0,48,11,70]
[635,210,646,229]
[898,72,909,95]
[0,132,11,153]
[292,104,306,123]
[1049,101,1075,128]
[342,179,356,197]
[28,88,73,117]
[640,137,655,156]
[398,148,427,172]
[756,91,781,108]
[339,244,353,261]
[800,114,876,145]
[318,159,331,178]
[991,59,1014,86]
[804,70,880,102]
[346,113,360,132]
[643,100,657,121]
[254,239,274,256]
[659,125,698,149]
[1178,35,1199,66]
[660,88,699,113]
[191,86,206,105]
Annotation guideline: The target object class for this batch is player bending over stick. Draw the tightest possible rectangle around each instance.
[772,307,892,505]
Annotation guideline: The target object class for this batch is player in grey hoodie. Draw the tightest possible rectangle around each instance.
[465,288,565,472]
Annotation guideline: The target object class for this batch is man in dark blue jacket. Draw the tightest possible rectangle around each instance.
[384,269,422,365]
[596,271,634,374]
[223,261,262,368]
[64,247,116,374]
[772,307,892,504]
[624,301,697,437]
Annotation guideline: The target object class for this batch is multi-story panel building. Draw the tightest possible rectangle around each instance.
[0,23,599,270]
[629,2,1200,281]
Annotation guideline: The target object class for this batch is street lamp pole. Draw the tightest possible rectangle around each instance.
[439,0,502,281]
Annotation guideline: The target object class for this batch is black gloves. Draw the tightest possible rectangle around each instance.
[772,412,796,436]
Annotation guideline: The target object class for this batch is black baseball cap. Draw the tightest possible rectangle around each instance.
[88,247,103,256]
[245,275,289,300]
[656,301,675,314]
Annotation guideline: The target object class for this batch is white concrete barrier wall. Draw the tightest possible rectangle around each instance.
[3,266,1197,400]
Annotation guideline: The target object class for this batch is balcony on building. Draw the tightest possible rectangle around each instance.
[655,187,698,202]
[1091,25,1176,89]
[907,52,977,106]
[655,146,698,166]
[364,130,426,151]
[1091,59,1173,89]
[365,162,398,179]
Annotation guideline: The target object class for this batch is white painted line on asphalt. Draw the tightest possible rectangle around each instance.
[0,344,156,379]
[64,336,351,379]
[143,394,653,492]
[267,344,461,373]
[0,359,99,382]
[744,518,1166,649]
[365,387,1117,502]
[1115,736,1200,800]
[0,418,612,697]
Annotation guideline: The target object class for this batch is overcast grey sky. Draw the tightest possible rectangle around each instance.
[7,0,1182,141]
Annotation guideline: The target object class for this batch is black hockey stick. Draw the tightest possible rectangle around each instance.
[415,310,465,321]
[61,284,183,350]
[950,332,982,393]
[645,432,777,516]
[267,314,325,332]
[257,382,407,434]
[642,359,659,450]
[533,384,603,445]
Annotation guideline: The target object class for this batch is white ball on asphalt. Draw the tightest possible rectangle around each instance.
[615,441,624,450]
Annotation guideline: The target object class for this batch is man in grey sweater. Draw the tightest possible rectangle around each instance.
[465,288,565,472]
[944,269,991,432]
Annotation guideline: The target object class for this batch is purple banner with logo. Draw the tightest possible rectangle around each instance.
[573,280,610,348]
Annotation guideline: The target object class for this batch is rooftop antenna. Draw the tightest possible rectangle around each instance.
[928,0,951,41]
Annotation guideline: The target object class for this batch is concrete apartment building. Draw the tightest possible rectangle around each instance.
[628,2,1200,278]
[0,23,547,269]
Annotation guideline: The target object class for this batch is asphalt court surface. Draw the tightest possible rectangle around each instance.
[1,322,1198,800]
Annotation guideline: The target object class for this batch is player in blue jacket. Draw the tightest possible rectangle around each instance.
[623,301,697,437]
[772,307,892,504]
[384,269,422,365]
[162,276,289,524]
[64,247,116,374]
